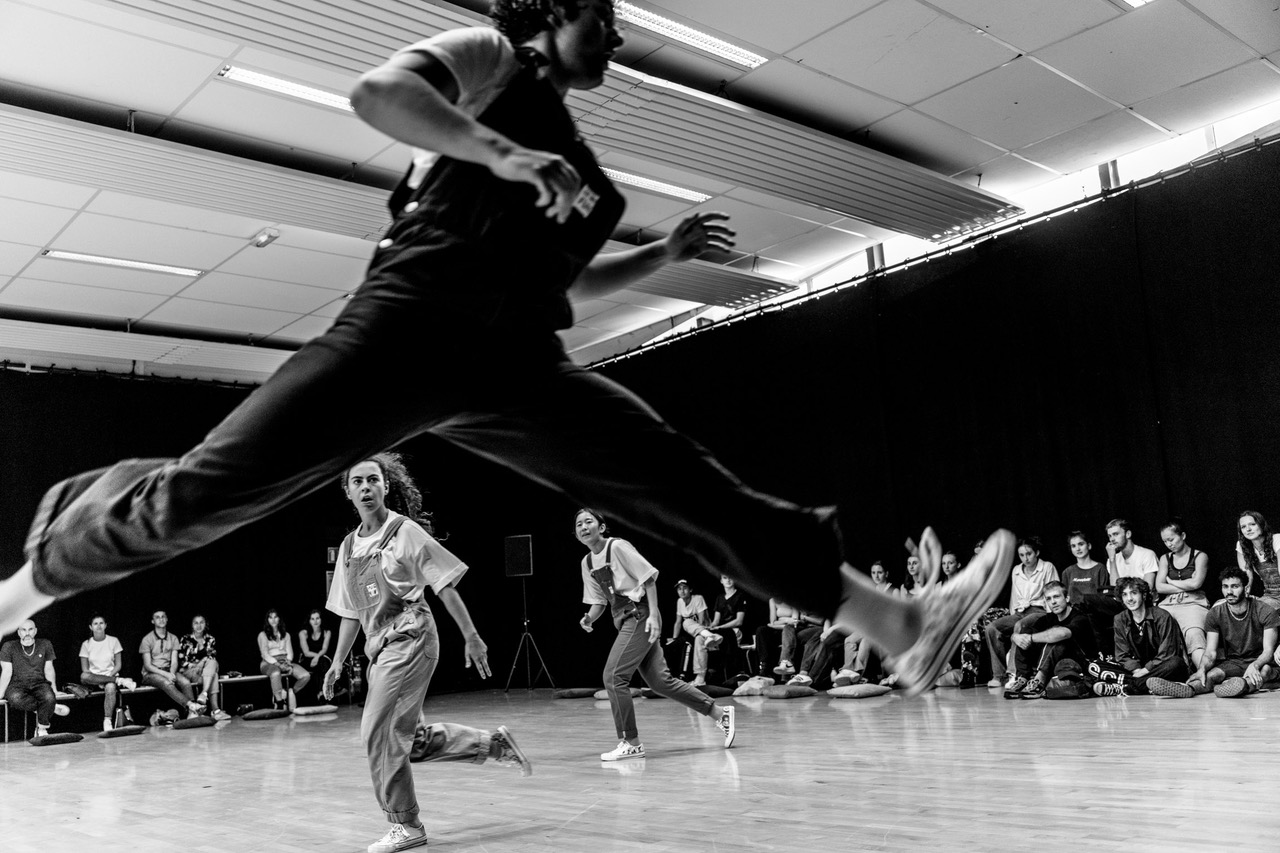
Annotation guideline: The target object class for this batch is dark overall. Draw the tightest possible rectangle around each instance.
[24,41,846,623]
[589,539,715,741]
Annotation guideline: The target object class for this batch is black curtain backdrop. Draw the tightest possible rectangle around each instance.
[4,141,1279,727]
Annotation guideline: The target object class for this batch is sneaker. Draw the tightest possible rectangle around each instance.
[35,723,50,738]
[1020,678,1046,699]
[1002,676,1027,699]
[703,633,723,651]
[986,676,1004,688]
[1147,678,1193,699]
[491,725,533,777]
[715,706,736,749]
[600,740,645,761]
[772,660,795,676]
[53,703,70,717]
[116,677,137,691]
[1214,677,1250,698]
[367,822,428,853]
[1093,682,1126,697]
[891,530,1016,698]
[833,669,862,687]
[689,676,707,688]
[197,691,209,705]
[786,673,813,686]
[212,709,232,722]
[186,700,206,716]
[102,717,114,733]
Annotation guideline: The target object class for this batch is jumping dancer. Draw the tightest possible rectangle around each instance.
[323,452,530,853]
[1,0,1014,697]
[575,508,735,760]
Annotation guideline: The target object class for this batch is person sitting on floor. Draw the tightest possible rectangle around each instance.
[140,610,204,719]
[0,619,69,737]
[1005,581,1094,699]
[79,614,137,732]
[1099,577,1188,696]
[986,537,1058,688]
[258,608,311,710]
[1148,567,1280,699]
[179,615,231,721]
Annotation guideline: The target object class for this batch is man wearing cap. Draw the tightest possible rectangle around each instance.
[664,578,717,685]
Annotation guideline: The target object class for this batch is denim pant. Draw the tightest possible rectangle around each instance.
[605,614,715,741]
[5,681,56,726]
[25,239,846,619]
[141,671,194,710]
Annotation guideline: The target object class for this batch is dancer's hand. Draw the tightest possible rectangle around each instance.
[579,615,594,633]
[646,615,661,644]
[321,664,341,700]
[663,212,735,261]
[489,148,581,224]
[463,634,491,679]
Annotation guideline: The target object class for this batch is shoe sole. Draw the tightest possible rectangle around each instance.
[718,707,736,749]
[1214,677,1249,698]
[496,725,533,777]
[600,751,645,761]
[899,530,1016,699]
[1148,678,1194,699]
[368,832,429,853]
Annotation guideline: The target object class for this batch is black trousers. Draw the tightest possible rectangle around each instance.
[26,231,846,617]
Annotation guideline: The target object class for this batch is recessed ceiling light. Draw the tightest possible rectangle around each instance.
[1119,0,1151,7]
[42,250,203,277]
[217,66,353,112]
[601,168,712,202]
[616,2,767,69]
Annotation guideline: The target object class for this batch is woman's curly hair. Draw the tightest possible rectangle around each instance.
[341,452,433,533]
[490,0,584,45]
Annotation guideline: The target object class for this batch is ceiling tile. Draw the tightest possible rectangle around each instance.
[1035,0,1256,105]
[46,0,238,56]
[1185,0,1280,56]
[722,187,842,227]
[0,2,228,115]
[0,240,40,276]
[272,314,335,343]
[951,154,1061,197]
[787,0,1017,105]
[916,57,1117,150]
[925,0,1120,53]
[214,243,369,291]
[311,296,352,319]
[759,226,878,273]
[143,298,300,336]
[647,0,876,54]
[54,212,245,269]
[576,303,669,333]
[0,198,77,246]
[727,61,901,135]
[19,256,195,295]
[1019,109,1168,174]
[615,187,700,231]
[0,277,166,318]
[271,226,377,260]
[87,191,268,237]
[0,170,96,208]
[180,272,340,313]
[1133,61,1280,135]
[862,110,1005,175]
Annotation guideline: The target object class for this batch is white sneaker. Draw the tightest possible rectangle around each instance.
[600,740,645,761]
[772,660,795,676]
[102,718,114,733]
[186,700,206,716]
[212,709,232,722]
[53,703,70,717]
[116,677,137,691]
[786,673,813,686]
[715,706,736,749]
[987,677,1004,688]
[689,676,707,687]
[367,822,428,853]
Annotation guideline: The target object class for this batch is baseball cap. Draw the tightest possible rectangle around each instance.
[675,579,691,587]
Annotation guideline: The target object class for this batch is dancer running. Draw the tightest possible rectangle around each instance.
[1,0,1013,697]
[323,453,531,853]
[575,508,735,760]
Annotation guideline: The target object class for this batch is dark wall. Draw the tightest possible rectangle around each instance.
[4,142,1279,705]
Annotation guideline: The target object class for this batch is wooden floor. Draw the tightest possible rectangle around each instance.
[3,685,1278,852]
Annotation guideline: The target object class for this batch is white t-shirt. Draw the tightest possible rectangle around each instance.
[79,635,123,676]
[397,27,522,190]
[327,511,468,621]
[676,594,708,620]
[581,539,658,606]
[1112,545,1158,580]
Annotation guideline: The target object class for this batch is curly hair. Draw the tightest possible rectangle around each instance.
[1237,510,1275,574]
[1117,576,1152,606]
[341,452,433,532]
[490,0,585,45]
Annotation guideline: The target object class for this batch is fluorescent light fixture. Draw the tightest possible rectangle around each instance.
[601,167,712,202]
[1120,0,1151,7]
[616,2,767,69]
[252,228,280,248]
[217,66,353,112]
[42,250,203,277]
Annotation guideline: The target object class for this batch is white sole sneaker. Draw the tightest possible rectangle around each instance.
[716,706,736,749]
[600,741,645,761]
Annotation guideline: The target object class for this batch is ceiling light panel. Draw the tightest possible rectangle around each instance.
[601,168,712,202]
[41,250,203,277]
[616,2,768,68]
[217,65,353,111]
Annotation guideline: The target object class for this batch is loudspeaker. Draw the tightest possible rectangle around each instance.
[504,535,533,577]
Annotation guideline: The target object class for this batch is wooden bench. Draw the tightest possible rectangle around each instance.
[1,674,269,743]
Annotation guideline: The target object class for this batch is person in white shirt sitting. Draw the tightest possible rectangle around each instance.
[78,614,136,731]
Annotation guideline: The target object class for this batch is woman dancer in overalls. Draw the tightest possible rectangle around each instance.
[576,508,736,761]
[323,453,531,853]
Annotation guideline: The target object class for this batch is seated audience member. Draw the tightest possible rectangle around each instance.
[1156,521,1209,670]
[1101,578,1188,696]
[786,620,846,689]
[258,608,310,709]
[79,615,136,732]
[664,578,717,683]
[1083,519,1159,657]
[985,537,1058,688]
[1236,511,1280,611]
[1060,531,1108,606]
[0,619,69,737]
[180,615,230,721]
[835,561,894,685]
[939,551,981,688]
[705,575,748,684]
[903,553,927,596]
[140,610,204,718]
[298,609,334,704]
[758,600,820,678]
[1005,581,1093,699]
[1149,568,1280,699]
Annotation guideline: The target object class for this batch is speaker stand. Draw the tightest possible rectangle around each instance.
[505,577,555,691]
